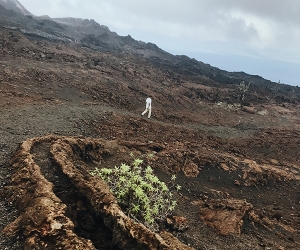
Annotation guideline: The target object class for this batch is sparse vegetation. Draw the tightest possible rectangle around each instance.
[268,80,282,102]
[238,81,251,106]
[90,157,180,231]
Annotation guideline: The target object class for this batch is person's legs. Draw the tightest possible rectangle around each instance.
[148,108,151,118]
[141,108,148,116]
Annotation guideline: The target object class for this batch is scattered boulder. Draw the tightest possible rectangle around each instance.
[197,199,253,235]
[242,106,256,114]
[166,215,189,232]
[182,162,199,177]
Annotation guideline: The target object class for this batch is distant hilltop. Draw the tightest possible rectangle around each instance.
[0,0,299,98]
[0,0,31,15]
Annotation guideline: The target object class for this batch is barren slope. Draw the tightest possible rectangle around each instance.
[0,25,300,250]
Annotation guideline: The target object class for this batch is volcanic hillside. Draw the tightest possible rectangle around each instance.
[0,2,300,250]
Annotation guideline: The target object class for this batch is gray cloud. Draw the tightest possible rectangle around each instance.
[19,0,300,54]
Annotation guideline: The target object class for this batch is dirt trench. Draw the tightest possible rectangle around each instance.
[1,135,193,250]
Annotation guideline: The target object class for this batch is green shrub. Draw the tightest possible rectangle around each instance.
[90,158,180,231]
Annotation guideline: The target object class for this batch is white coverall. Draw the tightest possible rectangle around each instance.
[141,97,152,118]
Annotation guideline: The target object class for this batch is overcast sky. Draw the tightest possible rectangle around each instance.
[19,0,300,86]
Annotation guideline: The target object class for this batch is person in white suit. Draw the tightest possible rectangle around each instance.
[141,96,152,118]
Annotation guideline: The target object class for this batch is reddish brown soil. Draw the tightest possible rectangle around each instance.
[0,26,300,250]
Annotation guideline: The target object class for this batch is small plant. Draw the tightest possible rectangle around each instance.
[90,158,179,231]
[238,81,251,107]
[146,153,154,159]
[268,80,282,103]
